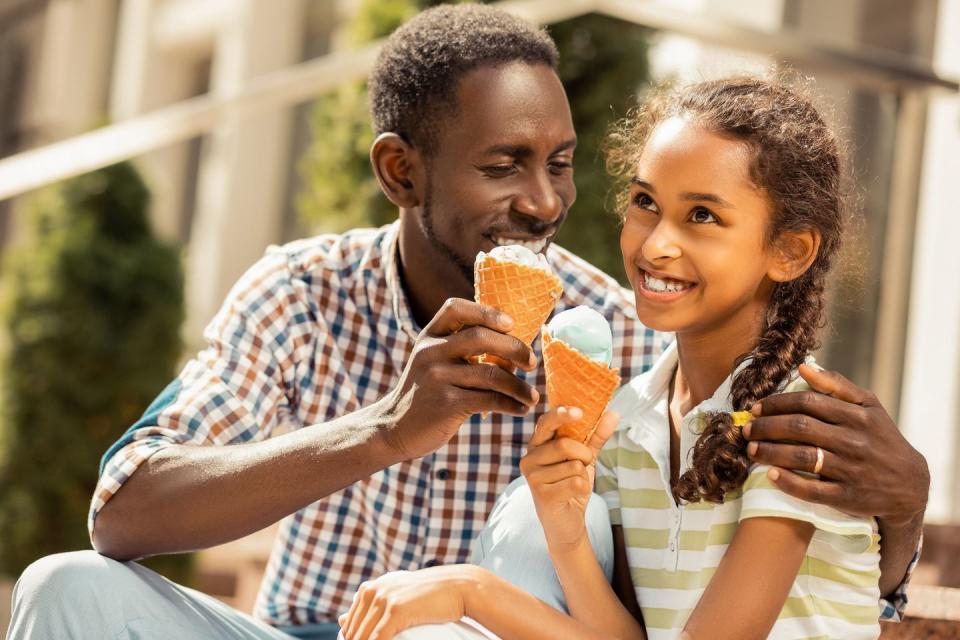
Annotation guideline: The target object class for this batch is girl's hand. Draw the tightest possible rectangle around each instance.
[339,565,483,640]
[520,407,619,552]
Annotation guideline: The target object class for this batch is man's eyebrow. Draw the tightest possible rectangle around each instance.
[481,138,577,157]
[630,179,734,209]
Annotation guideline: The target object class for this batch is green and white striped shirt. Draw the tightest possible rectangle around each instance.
[595,342,881,639]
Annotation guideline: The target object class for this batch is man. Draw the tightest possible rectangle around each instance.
[8,5,927,640]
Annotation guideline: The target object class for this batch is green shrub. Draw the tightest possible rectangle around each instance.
[0,162,190,581]
[298,2,650,284]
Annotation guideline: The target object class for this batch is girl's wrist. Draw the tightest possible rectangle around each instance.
[546,531,592,559]
[459,565,500,621]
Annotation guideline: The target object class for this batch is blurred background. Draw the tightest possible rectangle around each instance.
[0,0,957,636]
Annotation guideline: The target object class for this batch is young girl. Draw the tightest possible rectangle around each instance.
[338,77,880,640]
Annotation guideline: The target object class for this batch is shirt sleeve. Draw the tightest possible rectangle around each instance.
[878,534,922,622]
[88,247,316,537]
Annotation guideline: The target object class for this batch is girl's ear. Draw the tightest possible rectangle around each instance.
[370,133,423,208]
[769,229,821,282]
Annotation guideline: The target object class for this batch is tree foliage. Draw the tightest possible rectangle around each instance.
[0,162,188,580]
[298,2,650,284]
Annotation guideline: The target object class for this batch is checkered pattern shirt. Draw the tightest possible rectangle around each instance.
[89,221,914,626]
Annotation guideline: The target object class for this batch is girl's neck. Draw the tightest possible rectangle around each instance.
[671,304,768,416]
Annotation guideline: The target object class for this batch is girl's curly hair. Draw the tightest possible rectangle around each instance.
[606,76,850,503]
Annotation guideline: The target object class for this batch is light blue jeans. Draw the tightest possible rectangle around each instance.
[6,478,612,640]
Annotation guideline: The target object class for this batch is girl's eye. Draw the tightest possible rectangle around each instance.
[633,192,659,213]
[690,207,718,224]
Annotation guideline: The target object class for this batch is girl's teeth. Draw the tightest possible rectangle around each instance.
[644,273,690,293]
[493,237,547,253]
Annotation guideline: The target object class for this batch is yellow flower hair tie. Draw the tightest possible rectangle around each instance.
[730,411,754,428]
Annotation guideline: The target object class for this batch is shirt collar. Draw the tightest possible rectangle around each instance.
[382,220,421,340]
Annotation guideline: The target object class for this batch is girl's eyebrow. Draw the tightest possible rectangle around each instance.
[630,178,734,209]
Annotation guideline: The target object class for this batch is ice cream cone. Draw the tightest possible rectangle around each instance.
[542,330,621,443]
[473,253,563,368]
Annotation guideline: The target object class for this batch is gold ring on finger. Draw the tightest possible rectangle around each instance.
[813,446,824,475]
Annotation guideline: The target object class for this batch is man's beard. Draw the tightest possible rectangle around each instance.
[420,188,476,284]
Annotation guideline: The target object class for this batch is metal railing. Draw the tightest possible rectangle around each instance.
[0,0,956,203]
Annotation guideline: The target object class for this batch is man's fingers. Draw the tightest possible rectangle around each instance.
[747,441,842,479]
[448,326,535,371]
[765,467,850,512]
[456,387,531,417]
[749,387,864,428]
[451,362,539,407]
[586,411,620,456]
[743,414,838,449]
[424,298,513,338]
[797,364,875,406]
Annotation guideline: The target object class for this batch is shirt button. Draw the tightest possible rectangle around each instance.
[436,468,451,480]
[669,542,676,552]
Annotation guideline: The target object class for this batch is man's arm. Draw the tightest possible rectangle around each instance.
[743,364,929,599]
[93,299,540,560]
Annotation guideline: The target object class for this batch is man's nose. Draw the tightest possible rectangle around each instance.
[511,170,563,223]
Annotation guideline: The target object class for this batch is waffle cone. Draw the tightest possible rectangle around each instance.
[542,331,621,443]
[473,255,563,367]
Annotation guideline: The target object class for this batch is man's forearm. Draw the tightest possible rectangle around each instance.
[92,400,400,560]
[878,512,924,599]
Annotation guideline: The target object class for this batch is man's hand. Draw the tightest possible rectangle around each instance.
[377,298,540,462]
[743,364,929,597]
[742,364,929,525]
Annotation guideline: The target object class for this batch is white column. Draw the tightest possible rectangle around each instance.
[31,0,116,142]
[184,0,306,346]
[110,0,210,244]
[899,0,960,524]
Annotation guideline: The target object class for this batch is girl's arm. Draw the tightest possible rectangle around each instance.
[521,408,646,638]
[682,516,814,640]
[550,526,648,640]
[338,564,623,640]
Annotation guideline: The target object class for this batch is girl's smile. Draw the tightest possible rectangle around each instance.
[620,116,780,342]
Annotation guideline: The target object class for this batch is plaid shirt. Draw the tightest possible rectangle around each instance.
[90,221,914,626]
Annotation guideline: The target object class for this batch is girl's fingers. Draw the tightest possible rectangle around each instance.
[343,585,372,639]
[528,406,584,447]
[585,411,620,456]
[525,459,588,486]
[354,598,385,640]
[522,437,594,470]
[371,616,399,640]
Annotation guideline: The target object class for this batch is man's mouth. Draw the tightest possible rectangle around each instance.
[489,234,549,253]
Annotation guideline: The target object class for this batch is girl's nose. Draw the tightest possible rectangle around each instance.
[642,222,681,262]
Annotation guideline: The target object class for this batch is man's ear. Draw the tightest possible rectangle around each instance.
[370,133,422,208]
[769,228,821,282]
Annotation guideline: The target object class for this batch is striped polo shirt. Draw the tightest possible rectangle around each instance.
[595,341,882,639]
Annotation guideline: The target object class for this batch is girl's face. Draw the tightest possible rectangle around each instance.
[621,117,781,337]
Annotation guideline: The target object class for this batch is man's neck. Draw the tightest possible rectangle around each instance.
[396,217,473,329]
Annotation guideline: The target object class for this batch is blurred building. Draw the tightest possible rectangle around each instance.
[0,0,958,623]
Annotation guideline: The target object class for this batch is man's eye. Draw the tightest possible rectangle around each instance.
[633,193,659,213]
[690,207,718,224]
[549,160,573,175]
[481,165,517,177]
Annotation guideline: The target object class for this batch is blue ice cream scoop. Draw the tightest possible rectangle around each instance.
[546,306,613,365]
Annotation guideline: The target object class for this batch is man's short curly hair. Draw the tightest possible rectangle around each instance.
[369,4,558,156]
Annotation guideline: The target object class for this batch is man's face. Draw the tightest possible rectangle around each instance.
[415,62,577,283]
